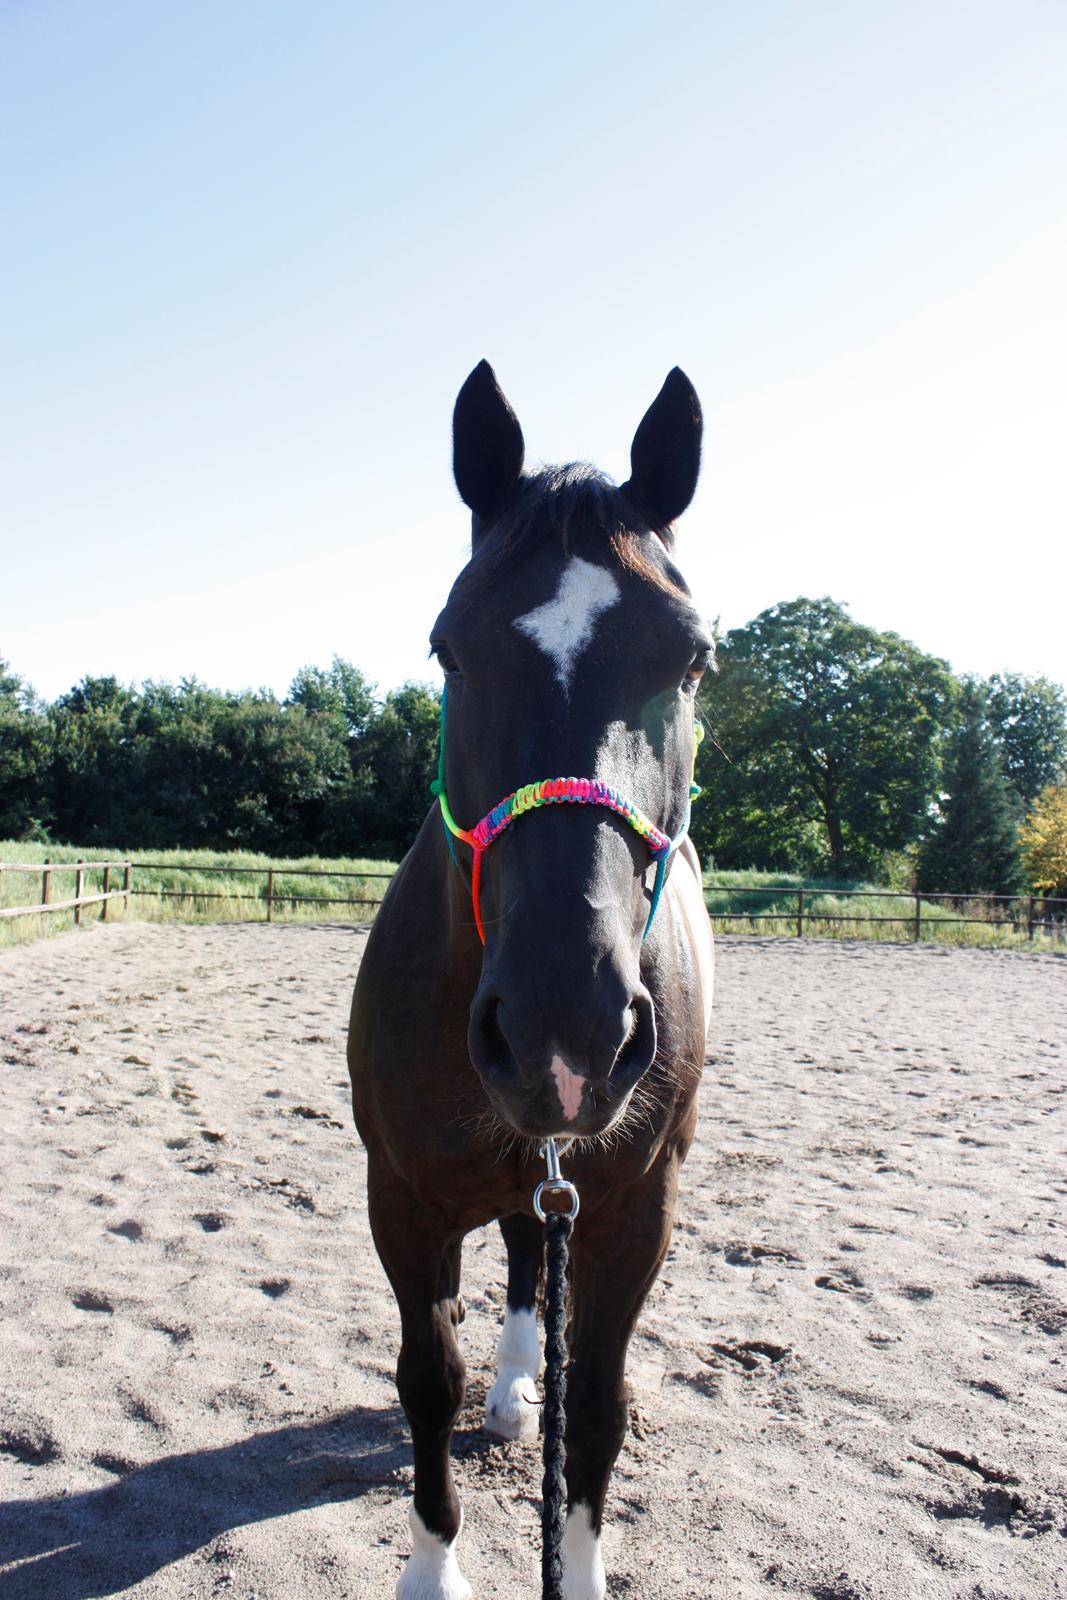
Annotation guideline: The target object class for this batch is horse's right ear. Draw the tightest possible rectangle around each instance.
[452,360,526,522]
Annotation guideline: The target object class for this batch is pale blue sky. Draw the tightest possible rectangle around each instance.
[3,1,1065,703]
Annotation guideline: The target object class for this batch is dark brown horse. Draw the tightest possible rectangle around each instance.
[348,362,714,1599]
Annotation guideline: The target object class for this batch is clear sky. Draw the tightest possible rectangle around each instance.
[3,1,1065,704]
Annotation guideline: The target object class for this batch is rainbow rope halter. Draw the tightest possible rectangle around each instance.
[431,685,703,944]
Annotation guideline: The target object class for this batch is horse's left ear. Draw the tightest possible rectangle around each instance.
[453,359,526,522]
[621,367,702,530]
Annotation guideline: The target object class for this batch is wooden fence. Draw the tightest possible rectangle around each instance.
[3,860,1065,943]
[0,860,132,924]
[704,884,1067,941]
[129,863,392,920]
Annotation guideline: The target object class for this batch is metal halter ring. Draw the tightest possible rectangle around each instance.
[533,1137,580,1221]
[533,1177,580,1222]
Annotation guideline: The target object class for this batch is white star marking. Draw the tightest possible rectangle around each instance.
[514,557,621,695]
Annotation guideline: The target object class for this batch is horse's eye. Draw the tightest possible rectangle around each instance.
[431,641,461,676]
[684,649,711,687]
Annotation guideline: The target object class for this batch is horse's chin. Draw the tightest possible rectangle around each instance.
[480,1080,634,1144]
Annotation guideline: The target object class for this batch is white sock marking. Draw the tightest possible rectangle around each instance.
[396,1505,472,1600]
[484,1305,541,1443]
[514,556,620,694]
[562,1504,606,1600]
[550,1054,587,1121]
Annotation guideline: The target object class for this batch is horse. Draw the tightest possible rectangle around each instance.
[348,360,714,1600]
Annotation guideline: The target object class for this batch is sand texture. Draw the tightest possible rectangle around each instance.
[1,923,1064,1599]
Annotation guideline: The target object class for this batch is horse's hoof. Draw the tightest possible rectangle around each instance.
[396,1507,473,1600]
[484,1376,540,1443]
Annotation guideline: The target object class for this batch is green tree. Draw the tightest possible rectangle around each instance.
[0,658,53,839]
[45,675,353,853]
[917,680,1025,895]
[47,676,140,842]
[355,681,442,860]
[287,656,376,738]
[984,672,1067,807]
[694,598,953,876]
[121,681,350,852]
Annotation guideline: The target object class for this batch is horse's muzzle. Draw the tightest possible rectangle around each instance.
[467,982,657,1138]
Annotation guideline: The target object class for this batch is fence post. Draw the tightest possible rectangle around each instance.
[1028,895,1036,940]
[796,888,804,940]
[267,868,274,923]
[102,864,111,921]
[75,861,84,925]
[913,892,921,942]
[124,862,131,913]
[42,857,51,909]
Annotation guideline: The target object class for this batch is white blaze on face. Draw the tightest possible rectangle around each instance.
[485,1306,541,1443]
[562,1503,606,1600]
[397,1505,472,1600]
[514,556,620,695]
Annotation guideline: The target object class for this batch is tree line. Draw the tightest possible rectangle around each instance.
[0,658,440,863]
[2,595,1066,896]
[690,597,1066,898]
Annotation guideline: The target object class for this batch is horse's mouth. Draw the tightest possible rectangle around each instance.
[477,1069,640,1142]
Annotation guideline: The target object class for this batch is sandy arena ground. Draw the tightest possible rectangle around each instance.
[0,923,1064,1599]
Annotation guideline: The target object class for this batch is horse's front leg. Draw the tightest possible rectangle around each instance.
[561,1161,679,1600]
[369,1178,472,1600]
[485,1211,544,1442]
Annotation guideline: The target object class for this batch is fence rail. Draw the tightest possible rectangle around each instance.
[127,862,393,920]
[704,884,1067,941]
[4,860,1066,942]
[0,860,131,924]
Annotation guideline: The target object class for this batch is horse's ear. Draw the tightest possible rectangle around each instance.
[452,360,525,521]
[620,367,702,530]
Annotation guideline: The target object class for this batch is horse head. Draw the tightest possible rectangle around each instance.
[432,360,710,1142]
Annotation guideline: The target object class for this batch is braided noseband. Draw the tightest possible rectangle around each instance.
[431,684,702,944]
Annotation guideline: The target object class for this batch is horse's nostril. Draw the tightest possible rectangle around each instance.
[469,991,515,1080]
[610,990,656,1089]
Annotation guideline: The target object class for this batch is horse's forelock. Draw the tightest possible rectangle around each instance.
[452,464,679,606]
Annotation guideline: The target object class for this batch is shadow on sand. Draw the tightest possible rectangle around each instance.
[0,1404,409,1598]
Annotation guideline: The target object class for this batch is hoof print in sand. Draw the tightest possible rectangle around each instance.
[707,1339,791,1374]
[152,1321,193,1344]
[816,1268,868,1297]
[107,1219,144,1242]
[914,1443,1056,1536]
[72,1289,114,1314]
[723,1242,799,1267]
[259,1278,291,1299]
[290,1104,344,1129]
[676,1339,792,1395]
[0,1426,61,1465]
[194,1212,227,1232]
[120,1390,166,1430]
[974,1274,1067,1336]
[92,1451,136,1476]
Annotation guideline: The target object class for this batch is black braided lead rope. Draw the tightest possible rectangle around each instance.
[541,1211,573,1600]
